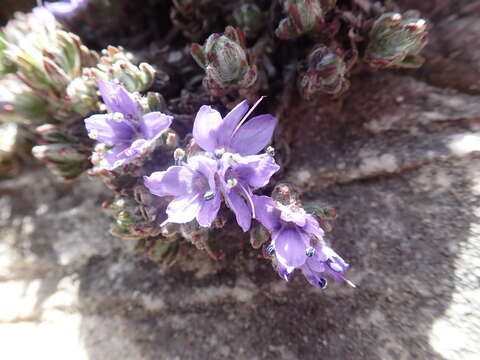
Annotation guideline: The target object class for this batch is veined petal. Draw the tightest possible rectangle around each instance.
[225,190,252,232]
[166,194,202,224]
[229,114,276,155]
[217,100,249,145]
[192,105,223,152]
[252,195,281,232]
[234,154,280,189]
[139,112,173,140]
[84,114,134,146]
[197,191,221,227]
[272,226,309,269]
[144,166,194,197]
[97,80,140,119]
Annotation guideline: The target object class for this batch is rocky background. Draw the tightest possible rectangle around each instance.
[1,1,480,359]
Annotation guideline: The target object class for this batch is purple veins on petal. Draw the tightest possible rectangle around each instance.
[192,98,277,155]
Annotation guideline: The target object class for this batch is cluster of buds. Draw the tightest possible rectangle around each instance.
[32,124,91,180]
[1,8,100,121]
[299,45,356,98]
[86,46,159,94]
[103,195,163,240]
[275,0,336,40]
[191,26,257,97]
[0,74,49,124]
[365,10,428,69]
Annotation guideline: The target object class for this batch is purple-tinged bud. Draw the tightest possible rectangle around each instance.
[271,183,300,205]
[191,26,257,96]
[365,10,428,69]
[275,0,334,40]
[299,45,353,98]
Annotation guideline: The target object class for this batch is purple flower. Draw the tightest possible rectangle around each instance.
[192,98,276,156]
[220,153,279,232]
[254,195,351,287]
[300,243,352,288]
[144,155,221,228]
[84,80,172,170]
[43,0,88,20]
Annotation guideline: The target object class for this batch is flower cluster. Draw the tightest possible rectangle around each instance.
[254,191,352,288]
[85,80,173,170]
[83,79,351,288]
[144,98,278,232]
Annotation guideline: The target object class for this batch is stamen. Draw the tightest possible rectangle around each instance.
[214,148,225,159]
[266,244,275,255]
[318,278,328,289]
[306,247,315,257]
[203,190,215,201]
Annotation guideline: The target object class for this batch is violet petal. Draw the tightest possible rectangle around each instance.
[84,114,134,146]
[192,105,223,152]
[229,114,276,155]
[144,166,194,197]
[139,112,173,140]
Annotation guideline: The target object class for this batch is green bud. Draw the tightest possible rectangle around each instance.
[32,143,90,180]
[90,46,158,93]
[250,222,271,249]
[365,11,428,69]
[148,240,180,265]
[299,45,352,98]
[233,4,265,38]
[0,74,49,124]
[275,0,333,40]
[191,26,257,96]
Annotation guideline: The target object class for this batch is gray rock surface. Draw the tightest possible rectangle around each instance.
[1,2,480,360]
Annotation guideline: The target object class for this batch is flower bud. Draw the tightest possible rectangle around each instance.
[91,46,158,92]
[32,143,90,180]
[250,222,271,249]
[191,26,257,96]
[365,11,428,69]
[275,0,333,40]
[271,183,300,205]
[299,45,351,98]
[147,240,180,266]
[233,4,265,38]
